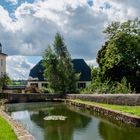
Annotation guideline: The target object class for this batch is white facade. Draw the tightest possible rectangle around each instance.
[27,59,91,90]
[28,80,91,90]
[76,81,91,89]
[27,81,48,89]
[0,44,7,76]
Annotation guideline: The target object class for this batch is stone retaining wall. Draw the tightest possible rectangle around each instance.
[0,93,63,103]
[0,107,36,140]
[66,94,140,106]
[1,93,140,105]
[66,100,140,127]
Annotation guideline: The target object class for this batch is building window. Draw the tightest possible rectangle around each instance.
[30,83,38,88]
[42,83,48,88]
[1,59,3,66]
[77,83,86,89]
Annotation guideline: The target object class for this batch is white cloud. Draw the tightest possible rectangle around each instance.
[0,0,106,58]
[6,56,34,80]
[86,59,98,67]
[1,0,140,58]
[1,0,140,79]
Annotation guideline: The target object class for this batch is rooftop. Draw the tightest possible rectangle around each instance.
[0,43,7,56]
[29,59,91,81]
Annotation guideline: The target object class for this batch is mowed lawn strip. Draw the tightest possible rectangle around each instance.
[69,99,140,117]
[0,116,17,140]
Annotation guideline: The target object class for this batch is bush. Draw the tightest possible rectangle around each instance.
[40,87,53,93]
[25,85,40,93]
[81,77,134,94]
[110,77,134,94]
[0,99,8,106]
[81,78,111,94]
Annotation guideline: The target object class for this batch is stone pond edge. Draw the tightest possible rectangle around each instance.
[65,99,140,127]
[0,106,36,140]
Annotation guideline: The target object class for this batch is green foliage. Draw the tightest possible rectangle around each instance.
[110,77,134,94]
[81,73,134,94]
[40,87,53,93]
[0,73,11,92]
[12,90,21,94]
[43,33,79,93]
[25,85,40,93]
[97,18,140,92]
[89,79,112,94]
[0,116,17,140]
[91,67,100,82]
[0,99,8,106]
[11,81,23,86]
[103,18,140,39]
[70,99,140,117]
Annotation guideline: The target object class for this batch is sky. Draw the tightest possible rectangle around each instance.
[0,0,140,80]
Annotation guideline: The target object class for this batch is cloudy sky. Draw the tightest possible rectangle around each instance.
[0,0,140,80]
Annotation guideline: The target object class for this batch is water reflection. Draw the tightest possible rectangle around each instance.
[7,103,92,140]
[30,105,91,140]
[99,120,140,140]
[6,102,140,140]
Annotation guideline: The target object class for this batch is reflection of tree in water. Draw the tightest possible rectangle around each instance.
[6,102,55,112]
[99,121,140,140]
[30,104,91,140]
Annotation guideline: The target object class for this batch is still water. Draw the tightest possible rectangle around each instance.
[6,102,140,140]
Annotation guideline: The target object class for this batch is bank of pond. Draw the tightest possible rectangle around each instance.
[0,116,17,140]
[4,101,140,140]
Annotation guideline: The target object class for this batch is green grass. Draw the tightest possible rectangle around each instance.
[0,116,17,140]
[69,99,140,117]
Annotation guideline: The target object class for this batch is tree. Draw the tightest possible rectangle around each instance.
[97,18,140,92]
[43,33,78,93]
[0,73,11,92]
[91,67,100,82]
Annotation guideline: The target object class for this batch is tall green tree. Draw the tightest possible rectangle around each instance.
[97,18,140,92]
[91,67,100,82]
[43,33,78,93]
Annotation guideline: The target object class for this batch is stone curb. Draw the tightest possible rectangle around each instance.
[65,100,140,127]
[0,107,36,140]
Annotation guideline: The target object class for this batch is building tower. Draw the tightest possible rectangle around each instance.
[0,43,2,53]
[0,43,7,76]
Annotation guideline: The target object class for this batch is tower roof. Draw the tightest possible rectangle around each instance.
[0,43,7,56]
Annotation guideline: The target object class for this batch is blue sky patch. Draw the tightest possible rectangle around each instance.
[26,56,42,64]
[87,0,93,6]
[0,0,35,15]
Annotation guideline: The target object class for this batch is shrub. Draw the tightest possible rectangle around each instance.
[40,87,53,93]
[81,77,134,94]
[25,85,40,93]
[110,77,134,94]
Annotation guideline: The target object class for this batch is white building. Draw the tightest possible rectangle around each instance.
[28,59,91,90]
[0,43,7,77]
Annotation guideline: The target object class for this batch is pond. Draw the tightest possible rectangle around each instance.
[5,102,140,140]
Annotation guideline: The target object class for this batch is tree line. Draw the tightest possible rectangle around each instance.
[85,18,140,93]
[43,18,140,93]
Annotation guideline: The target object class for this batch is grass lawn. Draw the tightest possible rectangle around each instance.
[0,116,17,140]
[69,99,140,117]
